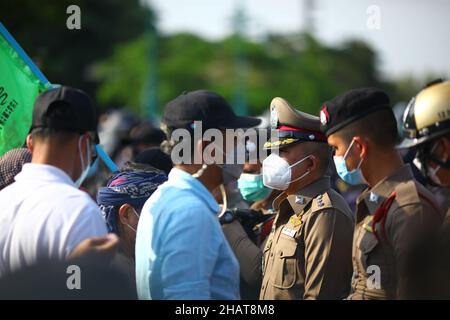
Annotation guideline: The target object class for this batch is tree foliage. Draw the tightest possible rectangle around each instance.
[94,32,393,118]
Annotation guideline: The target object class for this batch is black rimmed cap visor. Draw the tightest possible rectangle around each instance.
[264,129,327,150]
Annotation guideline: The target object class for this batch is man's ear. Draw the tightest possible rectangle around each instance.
[310,154,318,172]
[353,136,368,158]
[26,134,33,152]
[194,139,204,164]
[197,139,215,164]
[80,132,90,148]
[78,133,91,157]
[118,204,132,225]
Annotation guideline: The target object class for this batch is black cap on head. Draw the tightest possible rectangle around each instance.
[320,88,391,136]
[135,147,173,175]
[128,122,166,145]
[32,86,98,140]
[162,90,261,130]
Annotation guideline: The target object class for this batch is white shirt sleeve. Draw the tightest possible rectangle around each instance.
[62,196,108,258]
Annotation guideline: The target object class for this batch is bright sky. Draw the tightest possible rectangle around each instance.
[147,0,450,80]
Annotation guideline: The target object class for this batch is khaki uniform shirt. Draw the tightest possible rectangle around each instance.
[428,185,450,218]
[348,165,443,300]
[260,176,354,300]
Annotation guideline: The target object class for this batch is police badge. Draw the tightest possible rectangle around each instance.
[320,104,329,126]
[270,104,278,129]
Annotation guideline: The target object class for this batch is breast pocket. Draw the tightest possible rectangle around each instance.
[272,238,298,289]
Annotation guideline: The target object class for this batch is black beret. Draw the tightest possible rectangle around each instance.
[320,88,392,136]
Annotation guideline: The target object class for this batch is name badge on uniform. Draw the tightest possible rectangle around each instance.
[282,226,296,238]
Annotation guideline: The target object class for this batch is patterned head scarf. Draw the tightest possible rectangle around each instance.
[97,169,167,233]
[0,148,32,191]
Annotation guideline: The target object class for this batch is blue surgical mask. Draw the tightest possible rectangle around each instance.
[238,173,272,201]
[333,139,366,185]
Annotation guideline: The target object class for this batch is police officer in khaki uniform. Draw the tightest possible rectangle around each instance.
[397,80,450,298]
[398,79,450,217]
[223,97,355,300]
[257,97,354,300]
[320,88,443,300]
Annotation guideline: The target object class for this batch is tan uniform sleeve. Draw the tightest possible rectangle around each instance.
[222,220,263,287]
[386,204,425,260]
[385,201,440,299]
[303,208,353,300]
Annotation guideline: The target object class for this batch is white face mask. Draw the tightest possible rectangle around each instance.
[75,136,92,188]
[427,164,442,185]
[262,153,311,190]
[426,141,444,186]
[126,207,140,233]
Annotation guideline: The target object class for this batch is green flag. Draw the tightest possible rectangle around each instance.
[0,23,51,157]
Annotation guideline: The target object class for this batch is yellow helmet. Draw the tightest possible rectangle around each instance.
[398,79,450,149]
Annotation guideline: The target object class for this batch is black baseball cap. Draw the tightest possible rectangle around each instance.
[162,90,261,130]
[31,86,99,142]
[135,147,173,175]
[319,87,392,137]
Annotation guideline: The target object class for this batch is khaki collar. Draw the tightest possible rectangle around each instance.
[356,164,413,219]
[287,176,331,214]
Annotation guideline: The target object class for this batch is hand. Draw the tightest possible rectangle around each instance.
[68,233,120,263]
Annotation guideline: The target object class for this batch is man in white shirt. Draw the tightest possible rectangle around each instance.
[0,86,109,277]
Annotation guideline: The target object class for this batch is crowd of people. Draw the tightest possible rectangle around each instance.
[0,80,449,300]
